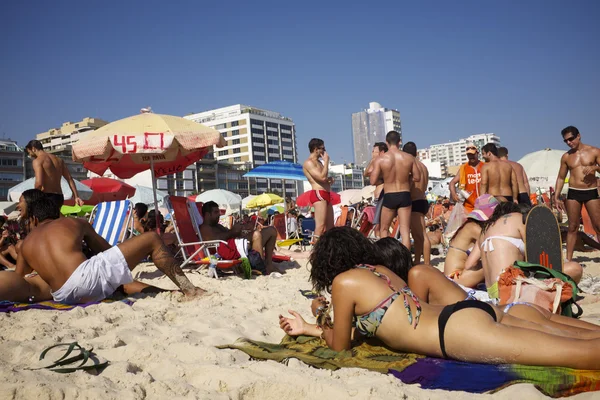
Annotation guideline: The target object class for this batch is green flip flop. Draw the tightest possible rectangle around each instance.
[30,342,108,373]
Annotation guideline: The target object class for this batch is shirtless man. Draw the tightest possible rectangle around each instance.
[16,197,205,304]
[364,142,388,236]
[403,141,430,264]
[25,139,84,208]
[199,201,280,274]
[498,146,531,206]
[302,138,334,238]
[370,131,421,248]
[555,126,600,261]
[480,143,518,203]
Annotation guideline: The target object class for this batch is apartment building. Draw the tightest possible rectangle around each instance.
[185,104,299,197]
[419,133,501,169]
[0,140,26,200]
[351,102,402,167]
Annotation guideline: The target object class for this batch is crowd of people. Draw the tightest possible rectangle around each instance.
[1,126,599,371]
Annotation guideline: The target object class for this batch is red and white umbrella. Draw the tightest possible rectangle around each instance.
[81,177,136,205]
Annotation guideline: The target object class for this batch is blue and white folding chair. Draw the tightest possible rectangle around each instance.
[88,200,133,246]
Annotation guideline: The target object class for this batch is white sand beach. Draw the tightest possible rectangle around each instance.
[1,249,600,400]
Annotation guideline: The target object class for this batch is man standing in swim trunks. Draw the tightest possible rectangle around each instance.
[370,131,421,248]
[364,142,388,237]
[25,139,84,209]
[302,138,334,239]
[200,201,281,274]
[449,143,484,213]
[555,126,600,261]
[16,197,206,304]
[498,146,531,206]
[403,141,431,264]
[480,143,518,203]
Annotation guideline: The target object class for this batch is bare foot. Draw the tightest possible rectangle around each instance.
[182,286,208,300]
[266,263,284,275]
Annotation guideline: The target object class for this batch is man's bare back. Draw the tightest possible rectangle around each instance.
[481,161,518,201]
[373,149,419,194]
[506,160,528,193]
[410,159,429,201]
[32,152,65,194]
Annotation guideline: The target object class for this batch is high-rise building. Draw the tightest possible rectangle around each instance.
[419,133,500,169]
[351,102,401,167]
[0,139,26,200]
[35,117,109,181]
[184,104,299,197]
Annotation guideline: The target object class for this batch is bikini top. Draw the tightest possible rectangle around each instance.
[480,235,525,255]
[353,264,422,338]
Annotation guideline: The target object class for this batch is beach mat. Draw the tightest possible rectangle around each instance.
[218,335,600,398]
[0,298,134,313]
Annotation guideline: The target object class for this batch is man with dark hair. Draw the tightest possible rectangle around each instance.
[25,139,84,209]
[402,141,431,264]
[480,143,518,203]
[370,131,421,248]
[16,197,205,304]
[364,142,389,236]
[555,125,600,261]
[199,201,280,274]
[302,138,334,239]
[449,142,484,213]
[498,146,531,205]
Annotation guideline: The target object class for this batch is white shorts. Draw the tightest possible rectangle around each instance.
[234,238,249,258]
[51,246,133,304]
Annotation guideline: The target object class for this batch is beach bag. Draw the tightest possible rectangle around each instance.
[498,261,582,318]
[443,202,467,246]
[247,249,267,274]
[217,239,241,261]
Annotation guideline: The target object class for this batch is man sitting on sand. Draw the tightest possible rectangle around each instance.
[16,197,206,304]
[199,201,281,275]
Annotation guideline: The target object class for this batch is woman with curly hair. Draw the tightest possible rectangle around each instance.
[279,226,600,369]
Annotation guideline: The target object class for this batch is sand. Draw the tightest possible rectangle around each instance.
[1,249,600,400]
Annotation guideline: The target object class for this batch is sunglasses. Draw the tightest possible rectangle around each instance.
[563,135,578,143]
[466,146,477,151]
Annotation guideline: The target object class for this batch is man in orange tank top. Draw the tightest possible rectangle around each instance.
[449,143,484,213]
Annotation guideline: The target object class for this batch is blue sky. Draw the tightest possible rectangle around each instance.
[1,1,598,164]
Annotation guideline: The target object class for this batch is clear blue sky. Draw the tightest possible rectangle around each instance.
[1,1,598,164]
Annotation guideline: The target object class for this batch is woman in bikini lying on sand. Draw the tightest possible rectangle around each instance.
[279,226,600,369]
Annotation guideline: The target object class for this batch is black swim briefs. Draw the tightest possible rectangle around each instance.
[411,199,430,215]
[45,192,65,209]
[567,188,599,203]
[517,192,531,206]
[382,192,412,210]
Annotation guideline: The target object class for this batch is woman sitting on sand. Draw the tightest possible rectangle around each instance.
[279,226,600,369]
[374,237,600,338]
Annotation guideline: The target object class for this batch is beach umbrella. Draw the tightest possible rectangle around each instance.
[72,109,225,228]
[259,204,285,217]
[242,195,257,209]
[7,177,93,204]
[518,148,568,194]
[0,202,17,216]
[430,177,453,198]
[129,185,168,206]
[246,193,284,209]
[339,189,363,206]
[243,160,307,198]
[296,191,341,207]
[360,185,376,201]
[81,177,136,205]
[192,189,242,215]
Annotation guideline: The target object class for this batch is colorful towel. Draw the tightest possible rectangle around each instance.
[218,335,600,398]
[0,298,134,313]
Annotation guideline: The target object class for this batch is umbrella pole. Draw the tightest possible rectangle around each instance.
[150,157,160,234]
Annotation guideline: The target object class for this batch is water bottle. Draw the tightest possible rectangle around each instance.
[208,255,219,279]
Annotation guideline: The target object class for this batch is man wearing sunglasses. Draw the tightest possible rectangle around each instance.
[449,142,484,213]
[555,126,600,261]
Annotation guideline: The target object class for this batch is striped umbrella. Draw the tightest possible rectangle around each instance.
[243,160,307,181]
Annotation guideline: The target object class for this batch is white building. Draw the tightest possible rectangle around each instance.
[185,104,299,197]
[420,133,500,168]
[421,160,445,179]
[301,162,367,194]
[352,102,402,168]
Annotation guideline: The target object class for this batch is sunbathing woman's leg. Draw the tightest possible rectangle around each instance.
[507,303,600,331]
[0,272,51,302]
[0,249,16,269]
[442,308,600,369]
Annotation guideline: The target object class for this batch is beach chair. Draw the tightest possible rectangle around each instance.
[272,213,304,250]
[335,206,357,227]
[300,217,316,244]
[88,199,133,246]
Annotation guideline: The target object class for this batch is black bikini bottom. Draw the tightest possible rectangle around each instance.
[438,300,497,359]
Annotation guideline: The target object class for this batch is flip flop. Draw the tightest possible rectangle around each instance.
[29,342,108,373]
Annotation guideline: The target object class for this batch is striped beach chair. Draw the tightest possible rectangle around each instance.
[88,200,133,246]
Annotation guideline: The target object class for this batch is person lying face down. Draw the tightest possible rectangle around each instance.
[16,197,206,304]
[278,226,600,369]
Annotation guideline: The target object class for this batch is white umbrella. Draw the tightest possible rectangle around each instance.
[7,177,93,202]
[518,148,568,194]
[430,177,453,198]
[0,201,17,216]
[361,185,376,201]
[193,189,242,215]
[339,189,363,206]
[242,195,257,209]
[128,185,168,206]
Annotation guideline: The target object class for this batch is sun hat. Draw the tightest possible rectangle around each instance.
[465,142,478,154]
[466,194,499,221]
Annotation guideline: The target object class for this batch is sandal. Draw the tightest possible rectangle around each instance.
[30,342,108,373]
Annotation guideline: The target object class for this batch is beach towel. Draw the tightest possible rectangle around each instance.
[0,298,134,313]
[218,335,600,398]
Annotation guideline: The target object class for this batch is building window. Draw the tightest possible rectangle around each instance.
[233,148,241,154]
[234,156,241,162]
[222,131,227,138]
[218,150,228,157]
[232,139,240,145]
[231,121,239,127]
[216,123,226,130]
[231,129,239,136]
